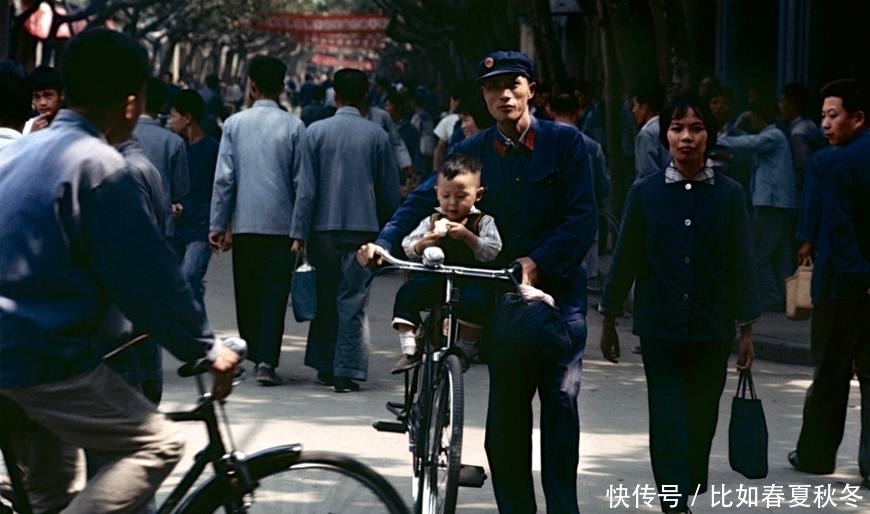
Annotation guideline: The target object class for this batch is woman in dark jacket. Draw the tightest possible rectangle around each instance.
[598,93,760,514]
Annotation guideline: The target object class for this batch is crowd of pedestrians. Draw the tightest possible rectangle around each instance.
[1,25,870,514]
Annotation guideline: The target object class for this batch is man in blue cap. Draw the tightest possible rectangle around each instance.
[359,50,596,513]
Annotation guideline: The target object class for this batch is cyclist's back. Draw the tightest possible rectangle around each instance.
[0,29,238,514]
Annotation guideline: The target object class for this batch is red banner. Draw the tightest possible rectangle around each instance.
[254,13,389,35]
[307,34,385,50]
[311,54,374,71]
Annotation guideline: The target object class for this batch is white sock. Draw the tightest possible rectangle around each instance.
[399,331,418,355]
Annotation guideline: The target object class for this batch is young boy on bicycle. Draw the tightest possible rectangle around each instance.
[389,154,502,373]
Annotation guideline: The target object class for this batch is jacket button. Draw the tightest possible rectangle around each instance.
[685,183,692,190]
[682,293,689,301]
[684,219,692,226]
[684,256,691,264]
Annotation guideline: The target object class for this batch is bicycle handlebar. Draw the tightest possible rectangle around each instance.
[178,337,247,378]
[374,246,521,283]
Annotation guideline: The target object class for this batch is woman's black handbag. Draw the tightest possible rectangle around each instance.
[290,252,317,322]
[728,369,769,479]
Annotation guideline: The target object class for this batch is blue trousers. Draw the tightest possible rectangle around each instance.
[304,231,374,381]
[231,234,292,367]
[752,206,796,310]
[171,238,213,316]
[393,274,493,328]
[640,338,731,513]
[796,297,870,476]
[484,313,586,514]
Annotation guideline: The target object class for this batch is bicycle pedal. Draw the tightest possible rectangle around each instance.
[373,420,407,434]
[385,401,406,418]
[458,464,487,487]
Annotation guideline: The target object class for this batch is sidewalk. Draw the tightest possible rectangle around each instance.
[752,311,813,366]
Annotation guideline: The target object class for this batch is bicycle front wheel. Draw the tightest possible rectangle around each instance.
[182,448,409,514]
[419,353,464,514]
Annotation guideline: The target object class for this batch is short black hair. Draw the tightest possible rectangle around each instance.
[144,76,169,114]
[547,93,581,116]
[333,68,369,106]
[748,96,778,124]
[439,154,482,181]
[457,94,494,130]
[61,28,148,109]
[820,78,869,117]
[781,82,808,114]
[28,64,62,93]
[659,93,717,154]
[172,89,205,122]
[248,56,285,97]
[632,81,665,113]
[385,89,408,117]
[0,60,31,128]
[205,73,220,90]
[708,86,733,102]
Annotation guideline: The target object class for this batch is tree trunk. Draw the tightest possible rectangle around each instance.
[528,0,567,86]
[600,0,658,93]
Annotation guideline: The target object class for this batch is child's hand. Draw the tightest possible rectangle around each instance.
[445,222,474,246]
[414,231,445,255]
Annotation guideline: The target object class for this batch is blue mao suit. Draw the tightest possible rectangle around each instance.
[376,117,597,514]
[794,130,870,478]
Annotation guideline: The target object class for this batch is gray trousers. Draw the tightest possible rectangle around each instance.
[304,231,374,381]
[1,365,184,514]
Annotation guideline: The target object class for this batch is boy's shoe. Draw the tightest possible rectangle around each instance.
[333,377,360,393]
[256,362,283,386]
[391,352,422,374]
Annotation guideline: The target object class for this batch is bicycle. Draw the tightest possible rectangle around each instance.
[371,246,518,514]
[0,338,409,514]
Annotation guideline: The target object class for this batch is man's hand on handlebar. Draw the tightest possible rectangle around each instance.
[514,256,539,287]
[210,343,241,400]
[357,243,388,267]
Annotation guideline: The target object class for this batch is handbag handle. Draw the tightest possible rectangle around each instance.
[736,369,757,400]
[295,250,309,268]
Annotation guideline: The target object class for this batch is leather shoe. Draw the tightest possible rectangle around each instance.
[256,363,283,386]
[334,377,360,393]
[391,353,421,374]
[862,476,870,490]
[788,450,834,474]
[317,371,335,386]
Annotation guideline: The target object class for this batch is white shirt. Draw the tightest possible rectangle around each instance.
[434,113,459,142]
[0,127,22,151]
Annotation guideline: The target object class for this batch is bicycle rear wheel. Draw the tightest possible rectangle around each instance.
[418,353,464,514]
[181,448,409,514]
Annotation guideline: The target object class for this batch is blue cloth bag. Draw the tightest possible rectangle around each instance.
[291,253,317,322]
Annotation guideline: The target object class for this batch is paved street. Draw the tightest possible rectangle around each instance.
[153,252,868,513]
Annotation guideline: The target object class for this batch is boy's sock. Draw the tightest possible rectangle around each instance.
[399,331,418,355]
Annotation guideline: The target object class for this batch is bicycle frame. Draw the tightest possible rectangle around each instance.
[158,375,260,514]
[0,374,261,514]
[373,248,517,513]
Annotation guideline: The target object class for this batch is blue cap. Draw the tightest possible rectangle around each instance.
[475,50,536,82]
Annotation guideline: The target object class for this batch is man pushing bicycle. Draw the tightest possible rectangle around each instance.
[358,50,597,514]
